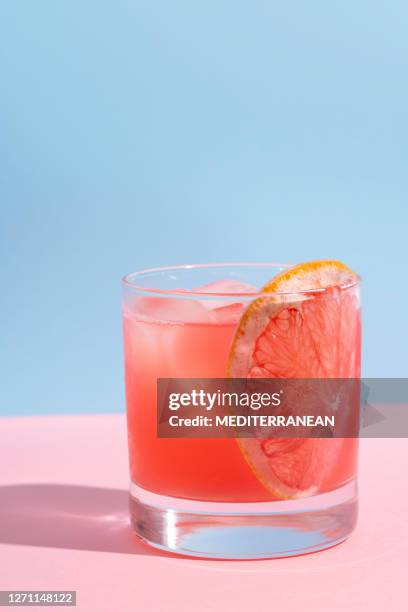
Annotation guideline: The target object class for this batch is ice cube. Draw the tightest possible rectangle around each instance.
[196,279,257,314]
[133,296,215,323]
[211,302,246,324]
[197,279,258,296]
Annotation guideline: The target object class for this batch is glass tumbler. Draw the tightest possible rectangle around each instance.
[122,263,361,559]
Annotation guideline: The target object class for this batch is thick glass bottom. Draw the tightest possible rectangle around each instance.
[129,480,358,559]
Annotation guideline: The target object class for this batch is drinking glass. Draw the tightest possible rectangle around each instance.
[122,263,361,559]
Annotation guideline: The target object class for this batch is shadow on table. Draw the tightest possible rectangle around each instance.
[0,484,170,557]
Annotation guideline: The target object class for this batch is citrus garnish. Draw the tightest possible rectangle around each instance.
[227,260,361,499]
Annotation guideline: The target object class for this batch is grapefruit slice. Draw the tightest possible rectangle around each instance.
[227,260,361,499]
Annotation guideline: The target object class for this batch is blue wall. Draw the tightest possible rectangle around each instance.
[1,1,407,415]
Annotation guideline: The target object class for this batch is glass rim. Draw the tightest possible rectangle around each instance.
[121,262,361,298]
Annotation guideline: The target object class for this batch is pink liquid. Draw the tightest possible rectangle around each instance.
[123,294,359,502]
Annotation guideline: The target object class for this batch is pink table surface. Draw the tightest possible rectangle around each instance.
[0,414,407,612]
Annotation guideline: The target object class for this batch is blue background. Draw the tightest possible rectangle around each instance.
[1,1,407,416]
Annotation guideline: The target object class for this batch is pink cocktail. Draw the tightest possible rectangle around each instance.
[122,262,361,558]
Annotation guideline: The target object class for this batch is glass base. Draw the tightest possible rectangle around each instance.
[129,480,358,559]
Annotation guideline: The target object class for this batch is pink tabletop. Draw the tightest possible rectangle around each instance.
[0,414,407,611]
